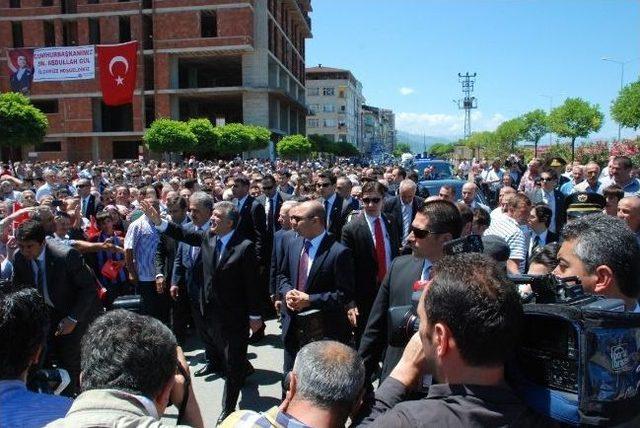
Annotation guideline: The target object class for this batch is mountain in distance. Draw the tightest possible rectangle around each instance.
[396,131,455,154]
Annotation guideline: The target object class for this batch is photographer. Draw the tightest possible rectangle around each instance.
[47,309,203,427]
[553,213,640,311]
[358,253,548,427]
[0,288,72,427]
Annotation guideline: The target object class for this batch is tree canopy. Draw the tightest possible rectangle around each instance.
[0,92,48,148]
[611,80,640,131]
[187,118,218,153]
[548,97,603,159]
[393,142,411,157]
[521,109,549,154]
[277,134,313,158]
[144,118,197,153]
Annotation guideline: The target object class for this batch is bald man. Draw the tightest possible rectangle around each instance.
[490,186,516,221]
[459,182,490,213]
[617,196,640,244]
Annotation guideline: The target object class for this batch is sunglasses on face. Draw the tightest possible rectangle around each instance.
[316,182,332,188]
[540,177,554,182]
[410,225,442,239]
[362,197,381,204]
[290,215,315,222]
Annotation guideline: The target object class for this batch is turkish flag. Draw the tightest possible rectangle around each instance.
[97,41,138,106]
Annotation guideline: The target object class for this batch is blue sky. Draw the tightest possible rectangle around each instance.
[306,0,640,141]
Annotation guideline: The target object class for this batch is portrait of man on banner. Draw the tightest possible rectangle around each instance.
[7,48,34,95]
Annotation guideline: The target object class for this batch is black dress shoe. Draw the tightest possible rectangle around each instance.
[248,324,266,344]
[194,364,216,377]
[216,410,233,426]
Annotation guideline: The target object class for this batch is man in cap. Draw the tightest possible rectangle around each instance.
[546,157,570,188]
[565,192,606,221]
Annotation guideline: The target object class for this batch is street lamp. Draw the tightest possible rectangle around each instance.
[601,57,637,140]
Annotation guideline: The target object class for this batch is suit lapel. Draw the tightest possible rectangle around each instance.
[217,233,237,269]
[290,237,304,288]
[306,235,332,289]
[357,215,376,258]
[44,245,55,294]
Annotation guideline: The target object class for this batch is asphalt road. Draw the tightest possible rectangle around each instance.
[164,319,285,427]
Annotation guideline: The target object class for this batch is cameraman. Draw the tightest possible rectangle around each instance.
[553,213,640,311]
[47,310,203,428]
[0,288,72,427]
[358,253,548,427]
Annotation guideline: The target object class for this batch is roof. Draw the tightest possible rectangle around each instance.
[306,66,349,73]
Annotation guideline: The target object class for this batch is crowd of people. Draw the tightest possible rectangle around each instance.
[1,151,640,427]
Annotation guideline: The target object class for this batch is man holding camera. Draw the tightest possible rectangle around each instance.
[359,200,462,385]
[358,253,548,427]
[1,288,72,427]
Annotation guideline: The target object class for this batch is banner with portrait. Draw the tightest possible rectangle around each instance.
[32,45,95,82]
[6,48,35,95]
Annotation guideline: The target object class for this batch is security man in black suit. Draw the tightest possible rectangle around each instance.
[141,199,263,425]
[277,200,355,375]
[358,200,462,385]
[383,179,425,253]
[76,178,104,219]
[317,171,354,237]
[342,181,400,347]
[13,219,101,394]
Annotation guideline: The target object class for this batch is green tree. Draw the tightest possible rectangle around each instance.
[308,134,336,153]
[277,134,312,160]
[393,142,411,157]
[215,123,271,154]
[495,117,526,152]
[521,109,549,157]
[144,118,197,153]
[187,118,218,153]
[464,131,496,158]
[246,125,271,151]
[333,141,359,156]
[548,97,604,160]
[430,142,455,157]
[611,80,640,131]
[0,92,48,148]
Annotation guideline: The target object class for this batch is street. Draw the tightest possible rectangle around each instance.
[164,319,284,427]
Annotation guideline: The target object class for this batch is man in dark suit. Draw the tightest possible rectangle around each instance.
[231,175,267,263]
[269,200,299,309]
[258,174,291,235]
[527,203,558,255]
[155,194,190,346]
[386,166,406,196]
[336,175,361,212]
[141,199,263,424]
[316,171,354,237]
[76,178,103,219]
[342,181,400,347]
[277,200,355,376]
[14,220,101,393]
[358,200,462,386]
[383,179,424,253]
[527,169,566,235]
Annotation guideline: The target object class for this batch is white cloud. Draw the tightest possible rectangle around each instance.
[399,87,415,96]
[396,111,507,137]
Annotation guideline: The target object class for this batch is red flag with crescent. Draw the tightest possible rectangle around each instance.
[97,41,138,106]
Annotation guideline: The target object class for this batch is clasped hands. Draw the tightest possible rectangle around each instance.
[285,289,310,311]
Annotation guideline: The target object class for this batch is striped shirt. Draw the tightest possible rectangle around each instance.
[124,216,160,282]
[483,214,527,273]
[0,380,72,428]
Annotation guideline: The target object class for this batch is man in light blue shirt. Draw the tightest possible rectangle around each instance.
[0,288,72,428]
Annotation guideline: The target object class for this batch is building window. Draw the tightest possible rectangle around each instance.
[43,21,55,46]
[142,14,153,49]
[62,21,78,46]
[340,105,346,112]
[119,16,131,42]
[323,119,336,127]
[338,89,346,98]
[201,11,217,38]
[307,119,319,128]
[144,56,154,90]
[60,0,77,14]
[87,0,99,4]
[339,134,347,142]
[88,18,100,45]
[42,0,53,6]
[323,104,335,113]
[35,141,62,152]
[9,0,20,7]
[307,87,319,96]
[322,87,335,96]
[308,104,319,115]
[101,103,133,132]
[12,23,23,48]
[31,100,59,113]
[112,141,139,159]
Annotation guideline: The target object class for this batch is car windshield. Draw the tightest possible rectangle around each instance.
[414,162,454,180]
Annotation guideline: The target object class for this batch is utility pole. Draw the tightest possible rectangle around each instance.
[456,73,477,139]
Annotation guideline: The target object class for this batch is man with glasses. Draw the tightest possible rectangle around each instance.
[277,200,355,377]
[358,200,462,392]
[316,171,353,237]
[527,169,566,235]
[342,181,400,348]
[76,178,102,219]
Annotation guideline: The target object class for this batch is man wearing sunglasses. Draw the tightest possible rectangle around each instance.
[526,169,566,236]
[342,181,400,348]
[358,200,462,395]
[316,171,354,237]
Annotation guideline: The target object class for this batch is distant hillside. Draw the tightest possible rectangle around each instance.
[396,131,454,154]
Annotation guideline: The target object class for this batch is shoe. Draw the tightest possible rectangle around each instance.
[216,410,233,426]
[248,324,265,344]
[194,364,217,377]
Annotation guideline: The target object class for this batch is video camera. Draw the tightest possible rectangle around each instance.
[27,368,70,395]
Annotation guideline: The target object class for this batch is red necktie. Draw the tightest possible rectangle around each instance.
[296,240,311,291]
[374,218,387,283]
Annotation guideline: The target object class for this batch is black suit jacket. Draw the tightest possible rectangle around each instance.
[552,189,566,234]
[383,195,424,248]
[277,233,355,344]
[82,194,104,219]
[358,255,425,382]
[269,228,296,297]
[341,213,400,318]
[236,195,267,265]
[257,191,290,234]
[163,222,260,333]
[13,240,100,323]
[321,194,354,237]
[156,221,190,283]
